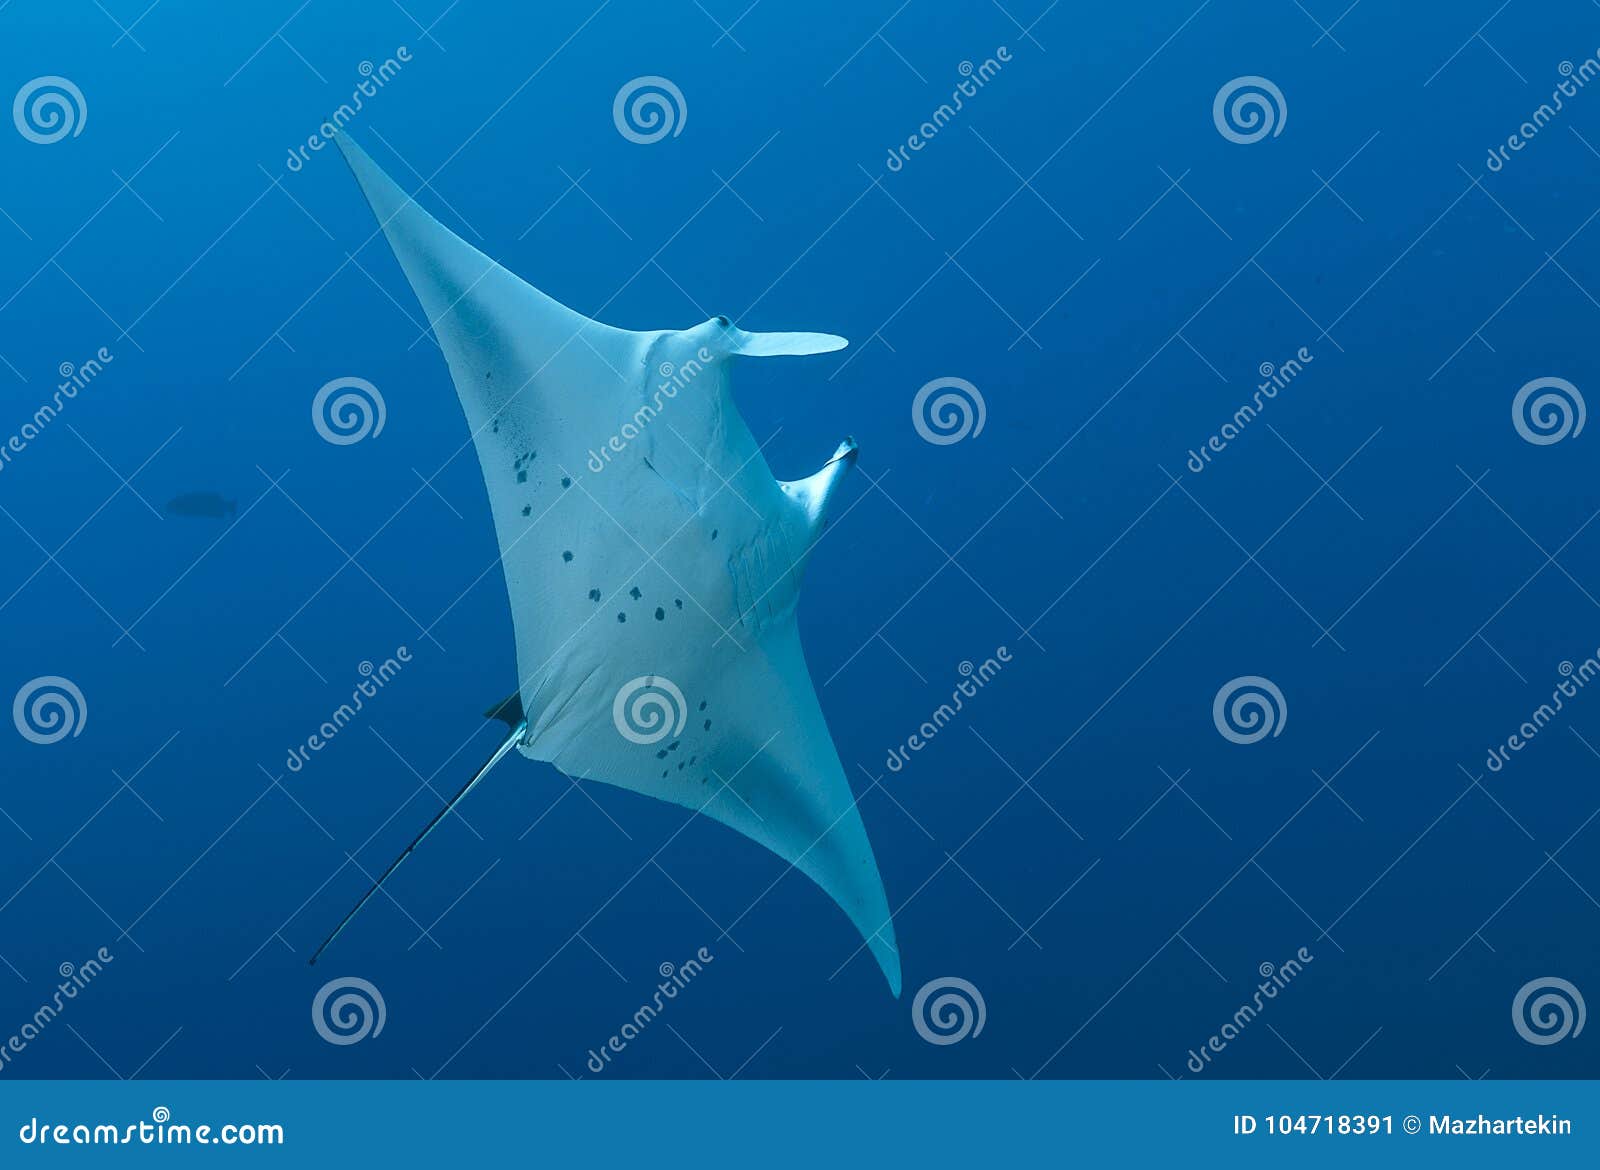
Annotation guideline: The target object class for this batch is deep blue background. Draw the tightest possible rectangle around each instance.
[0,0,1597,1079]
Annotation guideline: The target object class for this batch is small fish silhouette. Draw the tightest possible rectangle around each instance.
[165,492,236,519]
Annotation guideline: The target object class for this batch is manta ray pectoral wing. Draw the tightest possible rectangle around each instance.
[530,620,902,996]
[335,134,648,445]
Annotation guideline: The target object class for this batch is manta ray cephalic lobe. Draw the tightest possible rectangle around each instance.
[312,134,901,996]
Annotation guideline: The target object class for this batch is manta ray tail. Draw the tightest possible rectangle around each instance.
[309,713,529,965]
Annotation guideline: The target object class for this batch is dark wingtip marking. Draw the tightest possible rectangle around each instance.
[484,692,525,727]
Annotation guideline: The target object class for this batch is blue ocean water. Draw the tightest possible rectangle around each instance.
[0,0,1597,1082]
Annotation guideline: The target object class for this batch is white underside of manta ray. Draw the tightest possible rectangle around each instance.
[310,135,901,996]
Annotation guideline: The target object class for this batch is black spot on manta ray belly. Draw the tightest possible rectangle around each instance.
[588,588,601,602]
[561,477,571,488]
[562,550,573,562]
[654,607,664,621]
[629,586,641,600]
[522,505,531,516]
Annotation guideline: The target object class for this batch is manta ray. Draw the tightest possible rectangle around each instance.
[309,136,901,995]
